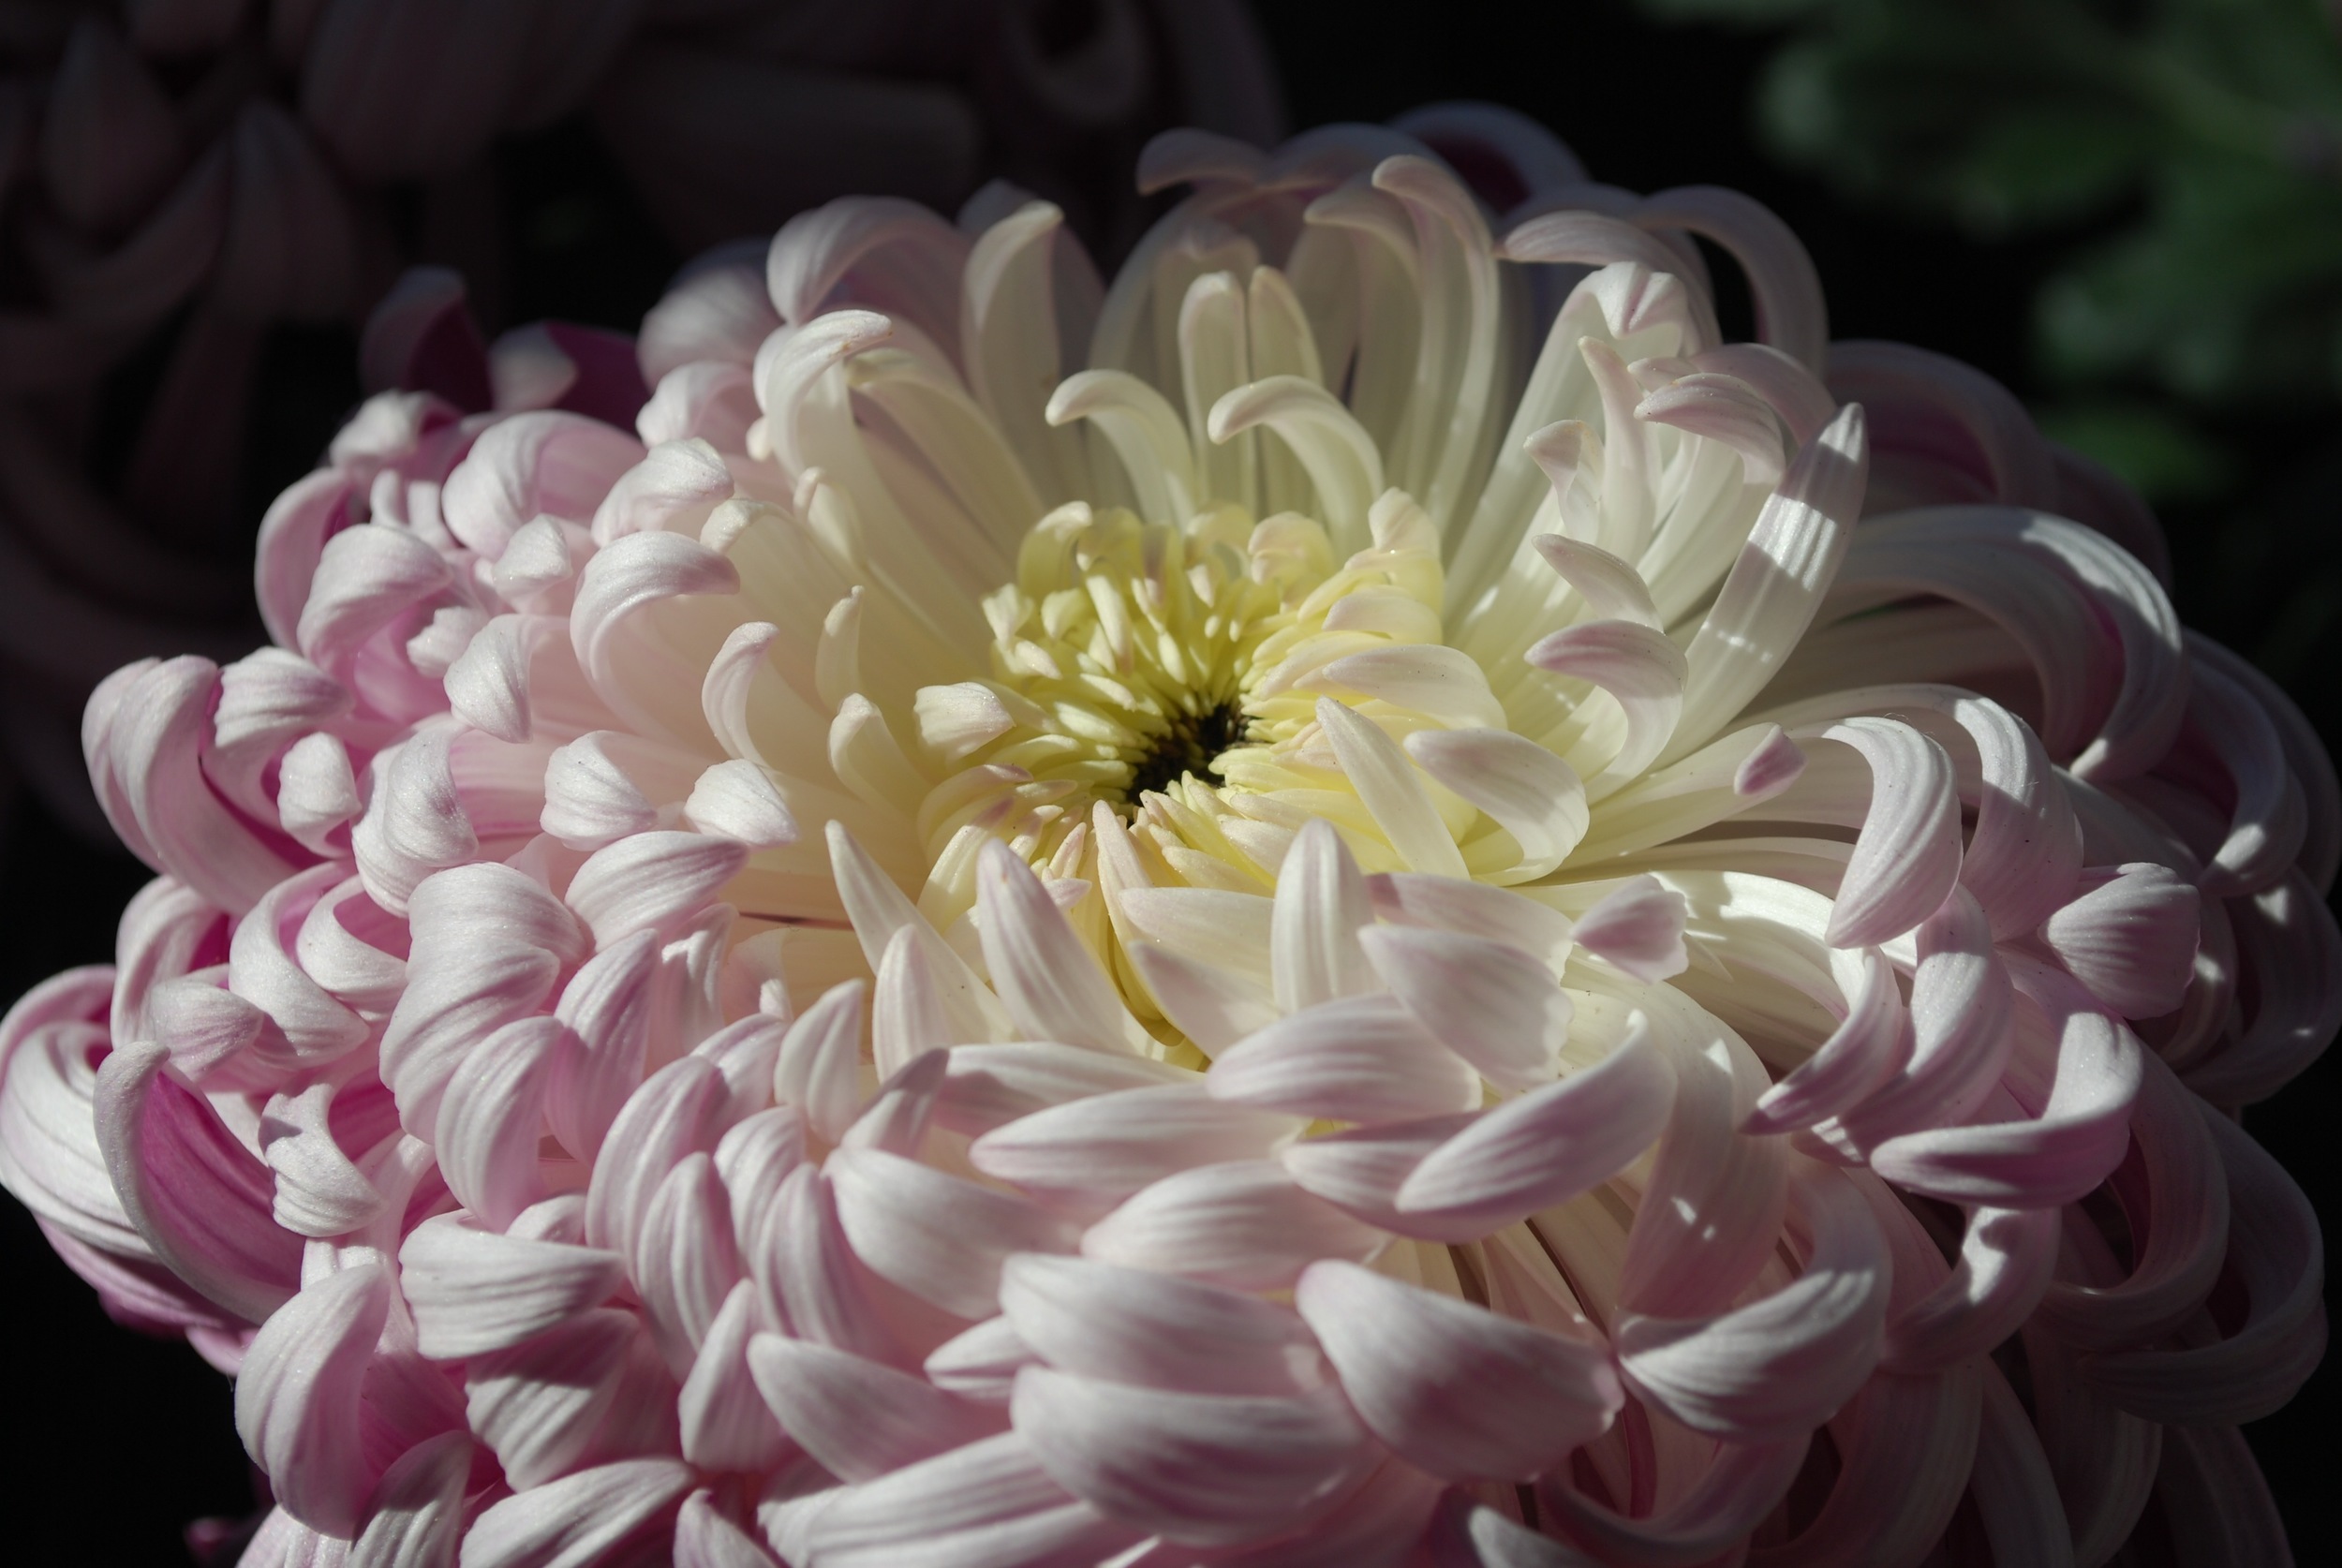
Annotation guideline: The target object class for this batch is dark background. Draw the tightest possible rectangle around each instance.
[2,0,2333,1560]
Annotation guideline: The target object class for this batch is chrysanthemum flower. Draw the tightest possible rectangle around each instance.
[2,106,2332,1567]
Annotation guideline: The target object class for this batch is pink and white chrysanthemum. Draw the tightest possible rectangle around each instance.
[1,107,2331,1568]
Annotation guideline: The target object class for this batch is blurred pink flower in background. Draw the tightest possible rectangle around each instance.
[0,0,1280,842]
[0,98,2333,1565]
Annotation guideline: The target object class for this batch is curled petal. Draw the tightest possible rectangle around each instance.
[459,1457,692,1568]
[1885,1206,2059,1375]
[235,1264,393,1536]
[1398,1016,1672,1232]
[1081,1160,1386,1290]
[1012,1365,1375,1547]
[2038,864,2200,1020]
[1208,995,1484,1125]
[397,1214,625,1360]
[1297,1259,1621,1481]
[826,1145,1077,1319]
[1614,1164,1889,1442]
[95,1041,302,1324]
[1360,925,1569,1089]
[800,1430,1133,1568]
[2077,1106,2325,1427]
[749,1333,996,1481]
[1816,717,1963,949]
[348,1431,470,1568]
[1000,1252,1324,1397]
[1871,955,2142,1208]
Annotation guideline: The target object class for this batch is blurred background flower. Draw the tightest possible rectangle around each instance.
[0,0,1280,844]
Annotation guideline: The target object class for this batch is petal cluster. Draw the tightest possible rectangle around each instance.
[1,106,2331,1568]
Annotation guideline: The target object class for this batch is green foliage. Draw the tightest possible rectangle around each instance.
[1639,0,2342,746]
[1641,0,2342,407]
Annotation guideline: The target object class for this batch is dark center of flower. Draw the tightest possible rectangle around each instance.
[1121,700,1252,809]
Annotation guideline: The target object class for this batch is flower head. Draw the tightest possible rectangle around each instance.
[1,106,2331,1565]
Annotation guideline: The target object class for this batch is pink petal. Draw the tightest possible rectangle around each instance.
[872,925,960,1080]
[1125,943,1279,1058]
[1742,947,1909,1135]
[397,1214,624,1360]
[1360,925,1568,1089]
[458,1457,692,1568]
[1401,727,1589,882]
[976,841,1148,1054]
[1297,1259,1621,1480]
[442,409,645,560]
[714,1107,807,1260]
[2077,1105,2325,1427]
[1366,873,1574,956]
[1281,1115,1489,1243]
[1567,875,1689,982]
[92,657,304,915]
[838,1048,950,1159]
[1614,1165,1888,1442]
[1884,1205,2058,1376]
[94,1040,302,1323]
[259,1082,387,1239]
[235,1263,393,1535]
[679,1283,791,1474]
[546,930,660,1163]
[464,1309,636,1489]
[564,831,749,948]
[743,1165,898,1365]
[1615,1005,1788,1319]
[1815,716,1963,948]
[826,1145,1078,1319]
[1523,620,1686,793]
[801,1429,1134,1568]
[1755,1364,1981,1567]
[1012,1365,1376,1546]
[1397,1018,1672,1231]
[1832,888,2013,1146]
[295,523,454,673]
[349,1431,471,1568]
[674,1488,779,1568]
[1271,819,1377,1013]
[972,1084,1299,1213]
[2032,1051,2226,1353]
[583,1056,728,1257]
[2038,863,2199,1019]
[772,980,870,1143]
[1208,994,1483,1124]
[1870,955,2141,1207]
[925,1314,1040,1405]
[748,1333,998,1481]
[999,1252,1324,1396]
[1080,1160,1386,1290]
[436,1015,563,1230]
[936,1043,1194,1138]
[633,1151,745,1375]
[685,759,798,848]
[590,437,734,545]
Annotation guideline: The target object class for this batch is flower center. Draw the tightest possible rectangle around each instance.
[904,485,1459,965]
[911,499,1332,869]
[1123,697,1252,805]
